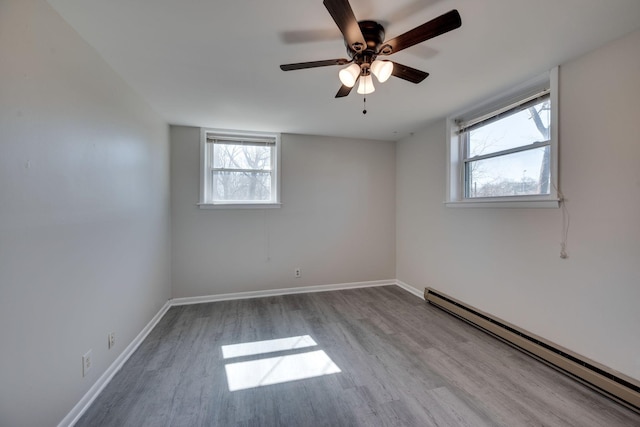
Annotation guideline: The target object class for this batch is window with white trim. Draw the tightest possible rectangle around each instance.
[199,129,281,208]
[446,68,559,208]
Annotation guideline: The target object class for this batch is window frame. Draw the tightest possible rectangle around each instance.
[198,128,282,209]
[446,67,560,208]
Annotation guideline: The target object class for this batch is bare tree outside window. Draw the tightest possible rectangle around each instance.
[528,101,551,194]
[213,143,273,202]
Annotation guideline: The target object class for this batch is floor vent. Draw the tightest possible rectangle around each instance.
[424,287,640,413]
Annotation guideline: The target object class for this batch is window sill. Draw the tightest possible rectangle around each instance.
[445,198,560,209]
[197,202,282,210]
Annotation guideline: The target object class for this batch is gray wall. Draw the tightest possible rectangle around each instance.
[171,127,396,297]
[3,1,638,425]
[396,29,640,381]
[0,1,171,426]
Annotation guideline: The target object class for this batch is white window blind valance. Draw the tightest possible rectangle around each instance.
[456,90,550,135]
[206,134,276,146]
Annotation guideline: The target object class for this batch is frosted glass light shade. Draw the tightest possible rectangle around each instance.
[357,75,375,94]
[371,60,393,83]
[338,64,360,88]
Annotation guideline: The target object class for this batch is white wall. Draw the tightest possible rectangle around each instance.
[171,127,395,297]
[0,1,171,426]
[396,30,640,381]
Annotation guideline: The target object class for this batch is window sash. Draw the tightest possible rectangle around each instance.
[462,139,550,163]
[210,170,273,203]
[207,141,274,171]
[463,144,551,199]
[462,141,552,199]
[459,90,552,200]
[206,140,276,203]
[459,93,552,200]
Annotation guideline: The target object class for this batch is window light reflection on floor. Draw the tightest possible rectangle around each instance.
[222,335,341,392]
[221,335,317,359]
[224,350,341,391]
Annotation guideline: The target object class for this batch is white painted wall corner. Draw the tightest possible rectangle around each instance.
[58,301,172,427]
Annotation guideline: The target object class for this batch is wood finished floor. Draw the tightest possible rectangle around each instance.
[76,286,640,426]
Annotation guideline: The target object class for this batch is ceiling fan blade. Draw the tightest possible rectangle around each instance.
[280,28,342,44]
[323,0,366,52]
[379,9,461,55]
[391,62,429,83]
[280,58,350,71]
[335,84,354,98]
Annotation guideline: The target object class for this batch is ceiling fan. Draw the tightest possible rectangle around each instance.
[280,0,462,98]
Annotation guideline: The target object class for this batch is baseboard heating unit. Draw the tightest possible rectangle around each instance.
[424,287,640,413]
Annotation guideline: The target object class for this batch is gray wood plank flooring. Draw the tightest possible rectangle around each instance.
[76,286,640,426]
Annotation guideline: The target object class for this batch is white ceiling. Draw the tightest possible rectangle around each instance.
[48,0,640,141]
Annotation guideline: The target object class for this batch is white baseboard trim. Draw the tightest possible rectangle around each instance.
[394,280,425,299]
[59,278,417,426]
[170,279,397,306]
[58,300,172,427]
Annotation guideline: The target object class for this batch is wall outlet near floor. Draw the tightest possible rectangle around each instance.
[82,349,92,377]
[294,268,301,278]
[108,332,115,349]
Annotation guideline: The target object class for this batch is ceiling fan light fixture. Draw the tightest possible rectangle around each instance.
[338,63,361,88]
[371,60,393,83]
[357,74,375,95]
[279,4,462,101]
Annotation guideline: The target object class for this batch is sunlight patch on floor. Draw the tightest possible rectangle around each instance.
[224,349,341,391]
[221,335,317,359]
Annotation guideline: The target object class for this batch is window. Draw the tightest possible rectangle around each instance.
[446,68,559,208]
[199,129,281,208]
[463,92,551,198]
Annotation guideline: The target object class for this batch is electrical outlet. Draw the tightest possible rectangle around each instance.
[108,332,115,349]
[294,268,301,278]
[82,349,92,377]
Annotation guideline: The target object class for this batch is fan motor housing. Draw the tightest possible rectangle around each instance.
[346,20,385,59]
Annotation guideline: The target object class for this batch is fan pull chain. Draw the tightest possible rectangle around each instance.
[363,97,367,115]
